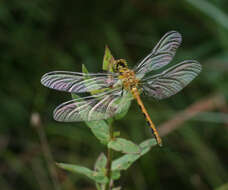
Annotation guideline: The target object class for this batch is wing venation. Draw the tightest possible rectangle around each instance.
[41,71,118,93]
[141,60,201,99]
[135,31,182,78]
[53,88,133,122]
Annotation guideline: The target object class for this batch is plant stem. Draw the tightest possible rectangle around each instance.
[105,123,114,190]
[31,113,61,190]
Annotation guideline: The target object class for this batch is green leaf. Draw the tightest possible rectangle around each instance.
[86,120,111,145]
[82,64,89,74]
[103,45,115,72]
[71,94,111,145]
[113,187,122,190]
[111,170,121,180]
[71,67,110,145]
[92,172,109,184]
[81,64,102,95]
[139,138,158,155]
[108,138,141,154]
[94,153,107,172]
[111,138,157,171]
[96,183,106,190]
[114,93,132,120]
[95,183,102,190]
[113,131,120,138]
[111,152,137,171]
[71,93,79,100]
[57,163,108,184]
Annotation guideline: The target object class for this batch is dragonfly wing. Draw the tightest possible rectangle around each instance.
[53,88,133,122]
[41,71,118,93]
[141,60,201,99]
[134,31,182,78]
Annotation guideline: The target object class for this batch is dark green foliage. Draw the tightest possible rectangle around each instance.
[1,0,228,189]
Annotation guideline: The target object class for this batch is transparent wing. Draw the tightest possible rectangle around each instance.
[141,60,201,99]
[53,88,133,122]
[134,31,182,79]
[41,71,118,93]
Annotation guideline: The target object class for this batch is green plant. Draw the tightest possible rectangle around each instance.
[53,47,158,190]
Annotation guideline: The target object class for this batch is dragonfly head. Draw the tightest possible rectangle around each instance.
[114,59,128,73]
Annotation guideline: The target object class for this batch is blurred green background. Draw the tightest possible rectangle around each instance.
[1,0,228,189]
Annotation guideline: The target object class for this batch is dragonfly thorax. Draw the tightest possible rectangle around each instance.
[113,59,139,90]
[119,68,139,91]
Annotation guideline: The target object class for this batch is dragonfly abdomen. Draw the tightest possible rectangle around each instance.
[139,108,156,134]
[131,87,162,146]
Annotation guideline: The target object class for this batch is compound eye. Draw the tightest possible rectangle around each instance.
[117,63,122,69]
[120,62,125,67]
[114,59,127,72]
[118,61,127,69]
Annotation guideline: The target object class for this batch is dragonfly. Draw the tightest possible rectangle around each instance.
[41,31,201,146]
